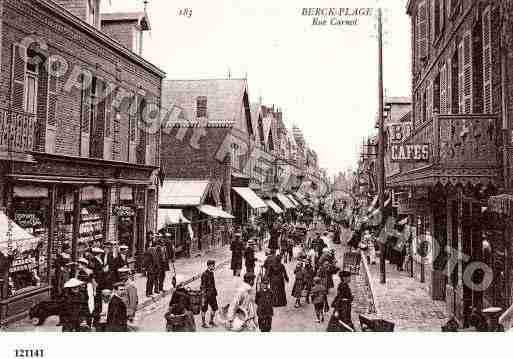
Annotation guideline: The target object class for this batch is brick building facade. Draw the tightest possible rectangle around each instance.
[0,0,164,324]
[388,0,508,324]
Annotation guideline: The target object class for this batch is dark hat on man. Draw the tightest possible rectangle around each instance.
[339,270,351,278]
[243,272,256,283]
[207,259,216,266]
[113,282,125,289]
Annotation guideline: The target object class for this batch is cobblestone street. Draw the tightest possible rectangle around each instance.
[365,259,448,331]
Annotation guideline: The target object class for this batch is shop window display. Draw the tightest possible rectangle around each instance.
[10,195,49,297]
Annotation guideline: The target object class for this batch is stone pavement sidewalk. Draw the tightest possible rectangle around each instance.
[366,259,448,331]
[134,245,232,310]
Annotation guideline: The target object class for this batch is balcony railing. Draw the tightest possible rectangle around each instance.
[0,107,36,158]
[402,113,500,168]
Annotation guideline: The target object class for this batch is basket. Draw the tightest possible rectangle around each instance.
[187,289,202,315]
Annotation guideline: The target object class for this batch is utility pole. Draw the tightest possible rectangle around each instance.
[377,7,386,284]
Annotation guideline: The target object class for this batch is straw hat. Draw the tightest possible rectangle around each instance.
[64,278,83,288]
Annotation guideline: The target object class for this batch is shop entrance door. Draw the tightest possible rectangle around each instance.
[461,199,484,325]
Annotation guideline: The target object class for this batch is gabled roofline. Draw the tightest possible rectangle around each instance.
[39,0,165,78]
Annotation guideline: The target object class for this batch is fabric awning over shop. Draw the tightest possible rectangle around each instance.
[265,200,283,214]
[488,194,513,217]
[287,194,300,207]
[160,180,210,206]
[232,187,267,209]
[291,193,306,206]
[275,193,295,209]
[0,211,41,254]
[158,208,191,229]
[197,205,235,219]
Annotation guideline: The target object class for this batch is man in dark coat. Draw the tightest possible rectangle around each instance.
[93,285,128,332]
[268,222,281,253]
[230,233,244,276]
[90,247,107,295]
[157,237,170,292]
[327,270,354,332]
[244,240,257,274]
[143,240,161,297]
[200,260,218,328]
[255,277,274,332]
[61,278,89,332]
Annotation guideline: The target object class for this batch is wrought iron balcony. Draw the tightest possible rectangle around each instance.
[0,107,36,162]
[387,113,502,188]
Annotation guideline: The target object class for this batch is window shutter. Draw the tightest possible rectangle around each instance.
[482,6,492,114]
[458,40,465,114]
[11,43,27,111]
[103,81,113,160]
[447,58,452,114]
[45,57,58,154]
[440,64,447,114]
[128,92,137,163]
[80,75,91,157]
[418,1,428,62]
[91,78,105,159]
[427,81,433,122]
[463,31,473,114]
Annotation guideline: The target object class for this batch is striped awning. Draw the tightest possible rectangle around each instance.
[197,205,235,219]
[275,193,295,209]
[265,200,283,214]
[232,187,267,209]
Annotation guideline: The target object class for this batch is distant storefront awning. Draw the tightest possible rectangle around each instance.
[160,180,210,206]
[287,194,300,207]
[488,194,513,217]
[0,211,41,254]
[158,208,191,229]
[232,187,267,209]
[265,200,283,214]
[275,193,295,209]
[292,193,307,206]
[197,205,235,219]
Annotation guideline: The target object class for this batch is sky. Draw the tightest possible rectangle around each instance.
[101,0,411,177]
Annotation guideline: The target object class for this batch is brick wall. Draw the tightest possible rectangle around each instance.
[101,21,135,52]
[52,0,87,22]
[2,0,162,163]
[160,126,233,210]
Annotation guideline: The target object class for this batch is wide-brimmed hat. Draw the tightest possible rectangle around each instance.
[64,278,83,288]
[77,258,89,265]
[119,245,129,251]
[247,239,256,246]
[91,247,104,254]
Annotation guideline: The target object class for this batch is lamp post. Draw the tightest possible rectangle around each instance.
[377,7,386,284]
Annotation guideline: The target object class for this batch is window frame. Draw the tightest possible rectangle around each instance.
[24,54,39,115]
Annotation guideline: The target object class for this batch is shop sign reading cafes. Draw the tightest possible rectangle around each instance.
[391,143,430,162]
[389,123,429,162]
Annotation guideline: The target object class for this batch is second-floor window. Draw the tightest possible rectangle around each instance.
[433,0,444,40]
[25,55,38,115]
[196,96,207,118]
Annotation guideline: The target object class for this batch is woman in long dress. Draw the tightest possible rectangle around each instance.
[327,271,354,332]
[267,256,289,307]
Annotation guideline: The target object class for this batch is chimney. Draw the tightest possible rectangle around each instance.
[54,0,102,29]
[101,12,151,55]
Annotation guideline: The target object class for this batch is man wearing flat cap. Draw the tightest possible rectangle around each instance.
[200,260,218,328]
[326,270,354,332]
